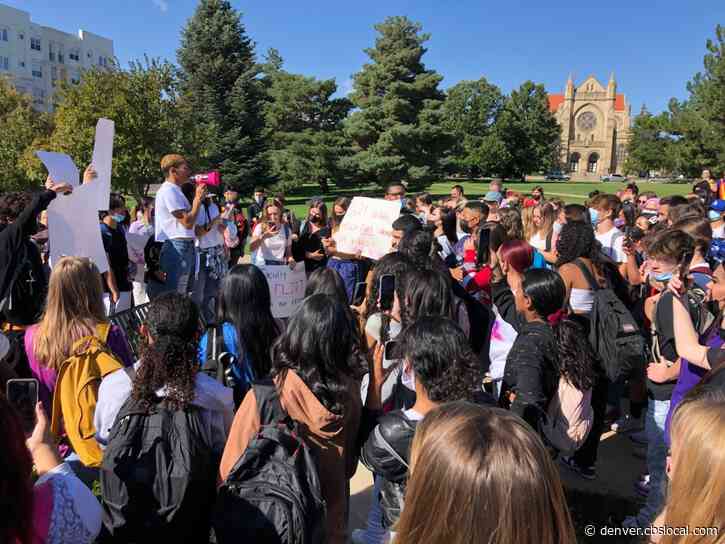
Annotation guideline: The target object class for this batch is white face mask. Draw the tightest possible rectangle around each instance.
[553,222,563,235]
[401,364,416,392]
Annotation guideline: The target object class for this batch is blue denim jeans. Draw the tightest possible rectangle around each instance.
[624,398,670,528]
[192,252,221,324]
[159,239,196,296]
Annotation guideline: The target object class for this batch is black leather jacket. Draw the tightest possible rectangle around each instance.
[360,410,417,528]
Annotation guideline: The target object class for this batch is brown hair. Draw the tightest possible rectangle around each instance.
[590,194,622,219]
[331,196,351,230]
[498,208,524,241]
[647,229,695,262]
[671,216,712,256]
[662,387,725,544]
[160,154,187,177]
[395,402,576,544]
[33,257,107,370]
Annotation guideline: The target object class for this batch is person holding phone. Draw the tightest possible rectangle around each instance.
[0,395,102,544]
[249,199,295,268]
[296,198,329,275]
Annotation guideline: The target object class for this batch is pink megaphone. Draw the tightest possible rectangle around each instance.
[193,171,221,186]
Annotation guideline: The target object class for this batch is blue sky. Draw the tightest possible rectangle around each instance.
[4,0,723,113]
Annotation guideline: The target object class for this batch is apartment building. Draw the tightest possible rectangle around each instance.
[0,3,114,111]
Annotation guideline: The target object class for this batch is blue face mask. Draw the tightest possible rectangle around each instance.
[652,271,673,282]
[708,210,721,222]
[111,214,126,224]
[589,208,599,226]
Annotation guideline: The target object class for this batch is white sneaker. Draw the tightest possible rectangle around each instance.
[351,529,367,544]
[610,414,644,434]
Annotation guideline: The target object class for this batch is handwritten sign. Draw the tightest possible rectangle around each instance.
[334,197,401,260]
[259,262,307,318]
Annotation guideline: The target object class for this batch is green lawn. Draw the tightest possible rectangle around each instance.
[280,178,693,218]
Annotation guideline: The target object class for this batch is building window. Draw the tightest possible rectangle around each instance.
[587,152,600,174]
[19,61,25,68]
[32,66,42,78]
[31,37,41,51]
[1,29,8,41]
[577,112,597,132]
[70,69,80,84]
[1,57,9,71]
[69,50,79,61]
[568,152,581,173]
[87,50,93,59]
[18,33,24,40]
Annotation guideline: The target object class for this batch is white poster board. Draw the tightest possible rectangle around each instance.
[334,197,401,260]
[260,262,307,318]
[47,183,109,273]
[40,118,115,274]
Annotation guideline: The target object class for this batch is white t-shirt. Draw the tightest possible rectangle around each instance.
[529,231,547,252]
[596,227,626,263]
[251,223,291,264]
[154,181,194,241]
[196,202,224,250]
[713,223,725,239]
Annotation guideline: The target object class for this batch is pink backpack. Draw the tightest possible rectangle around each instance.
[541,377,593,455]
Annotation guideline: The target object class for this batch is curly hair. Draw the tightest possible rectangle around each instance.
[398,317,481,402]
[555,221,603,269]
[272,294,361,415]
[553,316,598,391]
[498,208,523,241]
[0,191,35,225]
[134,293,200,410]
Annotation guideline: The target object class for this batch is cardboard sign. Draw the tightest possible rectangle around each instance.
[259,262,307,318]
[35,152,79,187]
[334,197,401,260]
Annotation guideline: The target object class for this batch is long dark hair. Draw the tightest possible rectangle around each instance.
[398,229,443,271]
[272,294,360,414]
[0,395,34,544]
[135,293,200,410]
[399,317,480,402]
[331,196,351,230]
[521,269,597,391]
[217,265,280,379]
[441,207,459,245]
[306,197,328,229]
[305,267,348,306]
[400,268,453,328]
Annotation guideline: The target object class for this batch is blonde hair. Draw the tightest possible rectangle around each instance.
[533,201,556,238]
[522,205,535,240]
[160,154,187,177]
[395,402,575,544]
[33,257,106,370]
[661,387,725,544]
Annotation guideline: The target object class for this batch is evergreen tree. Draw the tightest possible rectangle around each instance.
[177,0,268,193]
[264,66,353,193]
[346,16,453,188]
[624,106,677,175]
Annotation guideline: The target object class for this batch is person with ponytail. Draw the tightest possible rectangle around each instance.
[94,293,233,450]
[500,269,597,437]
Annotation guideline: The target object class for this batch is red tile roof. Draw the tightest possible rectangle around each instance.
[548,94,565,112]
[547,93,626,112]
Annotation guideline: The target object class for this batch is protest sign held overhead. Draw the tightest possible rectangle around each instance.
[334,197,401,260]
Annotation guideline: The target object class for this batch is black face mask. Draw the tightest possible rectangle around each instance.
[334,213,345,223]
[309,215,321,225]
[460,219,472,234]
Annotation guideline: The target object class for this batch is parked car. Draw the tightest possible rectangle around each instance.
[600,173,628,182]
[545,171,570,181]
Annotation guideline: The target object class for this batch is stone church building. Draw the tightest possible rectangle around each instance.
[548,74,631,176]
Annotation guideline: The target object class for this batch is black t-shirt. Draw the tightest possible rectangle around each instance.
[649,291,679,400]
[298,223,328,274]
[101,223,132,293]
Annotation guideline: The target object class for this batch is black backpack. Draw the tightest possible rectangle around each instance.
[0,242,44,325]
[100,395,219,543]
[574,259,647,382]
[213,380,326,544]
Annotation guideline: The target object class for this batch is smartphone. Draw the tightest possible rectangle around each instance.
[384,340,401,362]
[352,281,367,306]
[379,274,395,312]
[476,228,491,265]
[6,378,38,434]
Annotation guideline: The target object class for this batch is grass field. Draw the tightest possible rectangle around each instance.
[280,178,693,218]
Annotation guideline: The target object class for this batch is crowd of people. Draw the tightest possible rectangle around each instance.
[0,155,724,544]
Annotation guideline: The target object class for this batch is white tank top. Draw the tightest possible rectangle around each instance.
[569,288,594,313]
